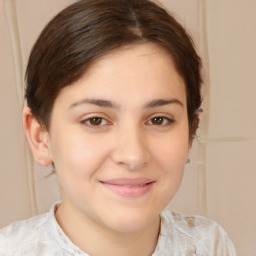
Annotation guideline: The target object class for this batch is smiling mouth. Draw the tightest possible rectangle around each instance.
[107,182,154,187]
[99,179,156,197]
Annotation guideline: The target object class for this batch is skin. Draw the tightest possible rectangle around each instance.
[24,43,190,256]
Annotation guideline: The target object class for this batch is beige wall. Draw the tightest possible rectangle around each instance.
[0,0,255,255]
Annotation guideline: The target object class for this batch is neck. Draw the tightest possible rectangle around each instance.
[55,200,160,256]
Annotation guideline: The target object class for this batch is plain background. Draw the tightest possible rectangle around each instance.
[0,0,255,255]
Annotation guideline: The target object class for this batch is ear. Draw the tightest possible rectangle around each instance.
[23,105,53,166]
[189,114,200,148]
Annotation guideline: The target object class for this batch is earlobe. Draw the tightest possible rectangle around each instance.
[23,106,53,166]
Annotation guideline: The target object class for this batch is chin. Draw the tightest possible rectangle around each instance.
[103,209,159,233]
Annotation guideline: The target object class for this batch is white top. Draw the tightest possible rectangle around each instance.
[0,202,236,256]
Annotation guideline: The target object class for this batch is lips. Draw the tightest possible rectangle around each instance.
[99,178,155,197]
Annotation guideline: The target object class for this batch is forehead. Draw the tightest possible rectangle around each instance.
[85,43,180,81]
[53,43,186,109]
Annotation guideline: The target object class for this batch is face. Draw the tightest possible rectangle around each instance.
[46,43,189,233]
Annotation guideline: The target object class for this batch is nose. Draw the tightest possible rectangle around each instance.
[111,126,151,171]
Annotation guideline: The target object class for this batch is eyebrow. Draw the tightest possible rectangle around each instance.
[69,98,184,109]
[69,99,118,109]
[144,98,184,108]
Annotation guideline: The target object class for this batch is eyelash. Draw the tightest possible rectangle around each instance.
[80,115,175,128]
[146,116,174,126]
[80,116,110,128]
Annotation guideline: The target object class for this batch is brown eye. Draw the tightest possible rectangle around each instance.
[89,117,103,125]
[148,116,174,126]
[81,116,109,127]
[151,117,164,125]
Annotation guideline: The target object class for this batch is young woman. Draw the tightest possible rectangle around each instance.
[0,0,236,255]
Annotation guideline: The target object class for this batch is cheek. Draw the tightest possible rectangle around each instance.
[50,132,112,179]
[153,132,189,173]
[151,134,188,207]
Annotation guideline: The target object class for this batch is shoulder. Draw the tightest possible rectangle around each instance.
[0,202,64,256]
[0,213,49,255]
[160,210,237,255]
[0,213,47,237]
[163,210,221,232]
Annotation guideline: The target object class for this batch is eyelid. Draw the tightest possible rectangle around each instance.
[80,115,112,128]
[79,113,175,128]
[146,115,175,126]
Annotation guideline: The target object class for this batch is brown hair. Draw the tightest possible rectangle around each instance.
[25,0,202,140]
